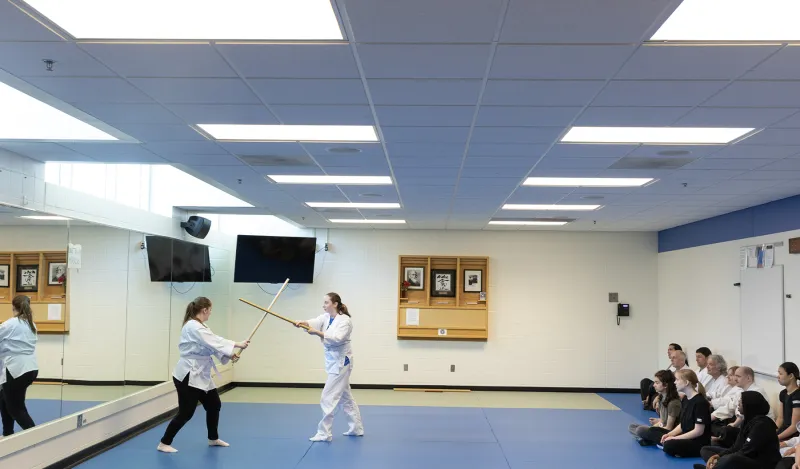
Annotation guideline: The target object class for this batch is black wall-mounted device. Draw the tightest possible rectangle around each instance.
[617,303,630,325]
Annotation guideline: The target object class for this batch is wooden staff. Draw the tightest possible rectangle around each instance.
[234,279,291,358]
[238,297,309,330]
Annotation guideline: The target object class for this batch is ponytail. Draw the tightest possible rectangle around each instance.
[326,292,350,317]
[676,369,706,399]
[183,297,212,324]
[697,382,707,399]
[12,295,36,333]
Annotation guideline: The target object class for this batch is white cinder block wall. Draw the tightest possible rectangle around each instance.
[231,229,660,389]
[658,228,800,404]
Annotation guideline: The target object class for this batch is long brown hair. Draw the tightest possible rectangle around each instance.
[655,369,679,407]
[12,295,36,333]
[676,368,707,399]
[183,297,212,324]
[326,292,350,317]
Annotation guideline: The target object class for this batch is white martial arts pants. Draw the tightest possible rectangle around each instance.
[314,361,363,438]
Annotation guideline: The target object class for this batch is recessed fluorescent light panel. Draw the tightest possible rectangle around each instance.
[502,204,601,211]
[0,82,117,141]
[650,0,800,42]
[489,220,570,226]
[19,215,71,221]
[198,125,378,142]
[328,219,406,224]
[523,177,653,188]
[306,202,400,209]
[561,127,755,145]
[22,0,344,40]
[267,175,392,185]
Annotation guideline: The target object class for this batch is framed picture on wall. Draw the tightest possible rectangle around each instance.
[48,262,67,286]
[0,264,9,288]
[431,269,456,297]
[464,269,482,292]
[403,267,424,290]
[16,265,38,292]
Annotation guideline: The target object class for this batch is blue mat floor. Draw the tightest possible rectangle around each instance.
[64,393,702,469]
[6,399,101,434]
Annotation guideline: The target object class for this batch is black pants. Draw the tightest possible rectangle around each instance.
[0,369,37,436]
[640,378,657,409]
[663,437,707,458]
[640,426,670,445]
[717,426,740,448]
[775,457,795,469]
[711,418,735,437]
[700,445,725,461]
[160,375,221,445]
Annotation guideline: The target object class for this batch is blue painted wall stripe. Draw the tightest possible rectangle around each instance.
[658,194,800,253]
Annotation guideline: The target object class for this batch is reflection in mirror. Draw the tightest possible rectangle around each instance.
[0,204,65,436]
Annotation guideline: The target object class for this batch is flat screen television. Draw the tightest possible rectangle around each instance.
[233,235,316,284]
[145,235,211,283]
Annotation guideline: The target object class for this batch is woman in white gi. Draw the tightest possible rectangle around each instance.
[296,292,364,442]
[0,295,38,436]
[157,297,249,453]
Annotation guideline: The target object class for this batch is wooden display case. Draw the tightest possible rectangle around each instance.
[0,251,69,334]
[397,255,489,341]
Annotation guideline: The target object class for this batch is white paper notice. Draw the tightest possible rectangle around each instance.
[747,246,758,268]
[740,247,747,270]
[47,304,62,321]
[764,244,775,268]
[405,308,420,326]
[68,243,82,269]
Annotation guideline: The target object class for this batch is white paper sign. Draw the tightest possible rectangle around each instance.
[405,308,420,326]
[47,304,62,321]
[68,243,82,269]
[438,328,447,336]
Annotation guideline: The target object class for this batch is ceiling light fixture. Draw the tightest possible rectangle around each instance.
[560,126,755,145]
[266,175,392,185]
[649,0,800,42]
[328,219,406,224]
[488,220,569,226]
[0,81,117,141]
[502,204,602,211]
[306,202,400,209]
[19,215,71,221]
[523,177,653,187]
[198,124,378,142]
[21,0,344,41]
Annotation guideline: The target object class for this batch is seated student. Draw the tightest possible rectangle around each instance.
[715,366,774,448]
[640,343,685,410]
[776,362,800,442]
[630,370,682,445]
[694,391,781,469]
[705,355,732,403]
[711,366,743,433]
[776,422,800,468]
[660,369,712,458]
[696,347,713,388]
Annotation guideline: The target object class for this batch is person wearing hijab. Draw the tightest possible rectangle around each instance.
[694,391,782,469]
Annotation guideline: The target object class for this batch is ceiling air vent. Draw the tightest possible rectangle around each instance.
[239,155,313,167]
[608,156,695,170]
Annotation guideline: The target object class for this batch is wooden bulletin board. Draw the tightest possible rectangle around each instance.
[397,255,489,341]
[0,251,69,334]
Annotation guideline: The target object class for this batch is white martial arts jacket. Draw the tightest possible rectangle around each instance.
[706,375,732,404]
[697,367,712,388]
[173,319,234,392]
[306,312,353,375]
[712,385,743,420]
[0,317,38,385]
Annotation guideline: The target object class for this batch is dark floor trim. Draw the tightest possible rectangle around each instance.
[34,380,166,387]
[44,382,234,469]
[233,382,638,394]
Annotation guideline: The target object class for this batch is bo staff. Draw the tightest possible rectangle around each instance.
[234,278,290,358]
[238,299,310,331]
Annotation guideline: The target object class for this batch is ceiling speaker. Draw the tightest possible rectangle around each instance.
[180,216,211,239]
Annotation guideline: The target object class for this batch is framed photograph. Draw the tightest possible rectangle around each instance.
[48,262,67,286]
[431,269,456,297]
[0,264,9,288]
[404,267,424,290]
[16,265,39,293]
[464,269,483,293]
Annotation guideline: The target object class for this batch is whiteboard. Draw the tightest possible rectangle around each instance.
[740,266,784,377]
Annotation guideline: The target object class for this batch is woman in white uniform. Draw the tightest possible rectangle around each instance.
[0,295,38,436]
[297,292,364,442]
[157,297,249,453]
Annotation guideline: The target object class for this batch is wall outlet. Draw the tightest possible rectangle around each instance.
[450,364,455,372]
[403,364,408,371]
[609,292,618,302]
[77,414,86,427]
[324,242,330,251]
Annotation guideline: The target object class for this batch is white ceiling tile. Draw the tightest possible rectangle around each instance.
[322,166,391,176]
[700,179,787,196]
[671,169,745,180]
[303,143,385,158]
[313,154,387,167]
[752,159,800,172]
[528,169,601,178]
[501,0,673,43]
[376,106,475,127]
[270,105,374,125]
[381,127,470,143]
[24,77,153,103]
[674,107,797,127]
[0,2,62,40]
[143,141,227,156]
[393,167,460,178]
[60,142,162,160]
[455,185,511,198]
[390,156,463,168]
[739,129,800,146]
[0,142,93,162]
[704,81,800,107]
[80,43,236,78]
[681,158,775,171]
[165,104,278,124]
[617,46,780,80]
[506,188,573,204]
[387,142,465,157]
[546,144,635,159]
[626,145,719,159]
[491,45,635,79]
[536,157,619,170]
[574,106,691,126]
[459,166,528,178]
[345,0,505,43]
[395,175,458,186]
[744,46,800,80]
[593,81,729,107]
[109,124,206,142]
[219,142,305,156]
[470,127,563,144]
[772,111,800,128]
[459,177,520,187]
[69,103,182,124]
[476,106,581,127]
[669,194,740,206]
[463,156,534,168]
[163,154,246,166]
[216,44,358,78]
[483,80,605,106]
[367,79,481,105]
[130,78,260,104]
[468,143,548,157]
[338,185,399,200]
[0,42,113,77]
[707,145,800,159]
[356,44,491,79]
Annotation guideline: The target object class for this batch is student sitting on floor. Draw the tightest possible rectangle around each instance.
[694,391,781,469]
[715,366,774,448]
[641,343,685,410]
[629,369,682,446]
[696,347,714,388]
[775,422,800,468]
[706,358,733,404]
[711,366,742,435]
[776,362,800,442]
[660,369,712,458]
